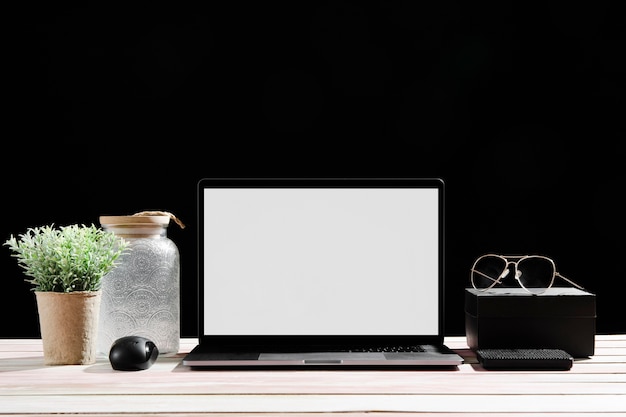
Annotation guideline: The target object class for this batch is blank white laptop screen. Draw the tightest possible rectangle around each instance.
[202,186,440,336]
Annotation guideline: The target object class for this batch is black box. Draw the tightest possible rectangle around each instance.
[465,287,596,358]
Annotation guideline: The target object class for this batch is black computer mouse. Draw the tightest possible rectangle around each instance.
[109,336,159,371]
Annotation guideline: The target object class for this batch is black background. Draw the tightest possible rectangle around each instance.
[3,3,624,338]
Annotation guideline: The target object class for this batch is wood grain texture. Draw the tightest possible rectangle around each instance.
[0,336,625,415]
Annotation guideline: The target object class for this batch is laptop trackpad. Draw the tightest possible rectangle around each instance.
[259,352,385,363]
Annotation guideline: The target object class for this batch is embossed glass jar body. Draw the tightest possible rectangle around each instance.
[97,215,180,356]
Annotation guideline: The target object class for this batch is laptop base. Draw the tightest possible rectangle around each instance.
[183,344,463,368]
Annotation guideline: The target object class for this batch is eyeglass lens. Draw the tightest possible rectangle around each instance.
[516,256,555,293]
[472,255,555,293]
[471,256,507,289]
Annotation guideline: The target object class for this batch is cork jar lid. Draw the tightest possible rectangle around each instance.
[99,211,185,229]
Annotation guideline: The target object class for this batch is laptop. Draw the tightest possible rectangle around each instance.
[183,178,463,368]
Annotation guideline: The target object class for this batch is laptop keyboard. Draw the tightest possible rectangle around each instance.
[350,345,426,353]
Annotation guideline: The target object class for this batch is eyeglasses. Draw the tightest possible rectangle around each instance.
[470,254,585,295]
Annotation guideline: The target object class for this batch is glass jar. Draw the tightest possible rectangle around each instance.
[97,213,183,356]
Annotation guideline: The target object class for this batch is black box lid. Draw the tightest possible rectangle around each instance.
[465,287,596,318]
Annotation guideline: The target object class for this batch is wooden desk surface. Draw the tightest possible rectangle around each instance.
[1,335,625,416]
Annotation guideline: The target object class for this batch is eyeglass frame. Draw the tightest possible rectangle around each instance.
[470,254,585,295]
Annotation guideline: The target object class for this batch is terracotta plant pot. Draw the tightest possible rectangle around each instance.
[35,291,102,365]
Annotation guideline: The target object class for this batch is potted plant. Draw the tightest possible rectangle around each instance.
[3,223,129,365]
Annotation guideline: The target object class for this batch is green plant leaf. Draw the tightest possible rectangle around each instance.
[3,223,129,292]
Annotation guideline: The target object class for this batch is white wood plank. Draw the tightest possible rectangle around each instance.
[6,414,626,417]
[2,364,626,395]
[1,394,625,414]
[3,335,625,351]
[3,413,297,417]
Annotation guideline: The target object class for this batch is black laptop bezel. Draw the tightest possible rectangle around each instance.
[196,177,446,352]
